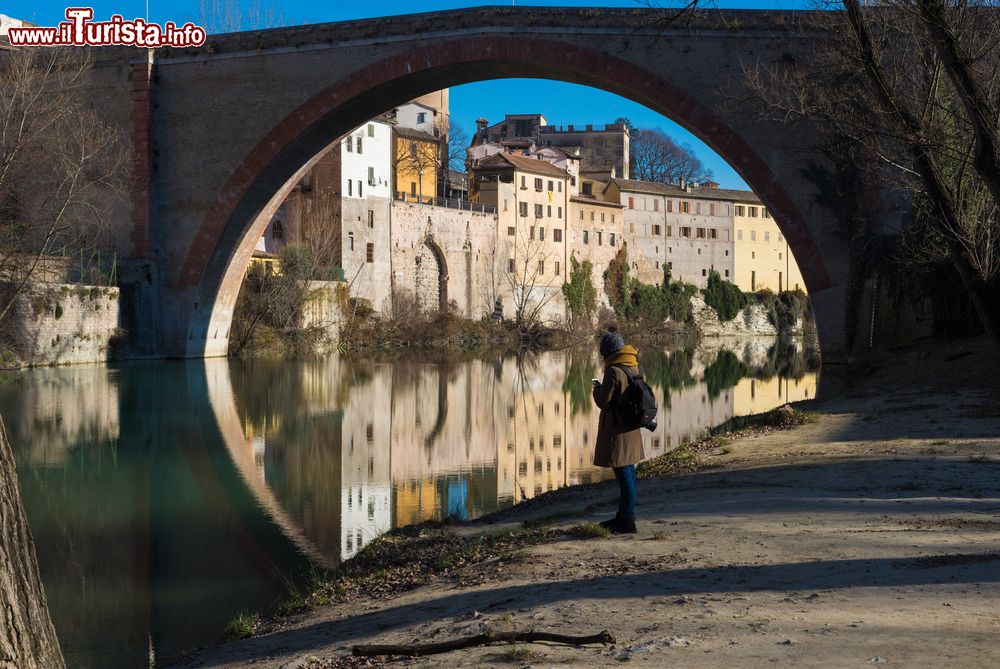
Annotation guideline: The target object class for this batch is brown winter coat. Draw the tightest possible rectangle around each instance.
[592,364,646,468]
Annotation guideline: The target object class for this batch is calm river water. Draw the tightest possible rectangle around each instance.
[0,338,817,668]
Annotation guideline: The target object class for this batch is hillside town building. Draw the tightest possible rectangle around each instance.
[254,93,806,325]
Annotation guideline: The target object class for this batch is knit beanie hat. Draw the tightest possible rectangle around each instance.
[599,330,625,359]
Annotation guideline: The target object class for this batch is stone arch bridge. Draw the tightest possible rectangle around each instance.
[82,7,851,361]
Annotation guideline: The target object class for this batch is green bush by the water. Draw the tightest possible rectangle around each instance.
[703,269,748,321]
[605,248,696,326]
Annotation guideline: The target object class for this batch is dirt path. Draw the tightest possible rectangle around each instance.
[174,339,1000,669]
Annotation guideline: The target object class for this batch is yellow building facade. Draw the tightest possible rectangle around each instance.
[393,127,440,204]
[732,199,806,293]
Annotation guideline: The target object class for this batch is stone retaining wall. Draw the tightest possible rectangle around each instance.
[3,283,121,367]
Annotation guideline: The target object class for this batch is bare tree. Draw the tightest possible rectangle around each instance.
[0,48,124,346]
[447,125,469,174]
[195,0,286,33]
[0,417,66,669]
[742,2,1000,351]
[502,224,563,330]
[618,119,712,185]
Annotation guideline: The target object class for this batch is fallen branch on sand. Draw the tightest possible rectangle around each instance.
[352,630,616,657]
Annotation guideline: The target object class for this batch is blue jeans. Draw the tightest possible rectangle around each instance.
[613,465,637,520]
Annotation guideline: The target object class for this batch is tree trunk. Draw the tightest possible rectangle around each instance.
[0,418,65,669]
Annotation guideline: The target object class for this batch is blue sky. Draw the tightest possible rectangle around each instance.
[16,0,812,189]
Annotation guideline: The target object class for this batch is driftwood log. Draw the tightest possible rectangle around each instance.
[353,630,616,657]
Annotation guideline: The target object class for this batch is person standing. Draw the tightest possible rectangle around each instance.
[592,329,645,534]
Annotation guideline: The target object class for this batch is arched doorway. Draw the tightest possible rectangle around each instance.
[414,238,448,313]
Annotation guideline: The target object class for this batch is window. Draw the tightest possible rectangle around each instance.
[764,209,772,219]
[583,230,589,244]
[409,141,417,157]
[652,224,662,236]
[358,180,363,197]
[710,228,717,239]
[367,210,374,228]
[725,269,730,277]
[356,135,363,154]
[582,182,593,195]
[555,261,561,275]
[779,252,783,260]
[416,112,426,123]
[534,178,543,191]
[539,227,546,241]
[612,214,615,223]
[410,182,416,197]
[530,226,535,240]
[735,205,745,216]
[628,196,634,209]
[702,268,707,277]
[590,211,595,221]
[345,136,353,152]
[666,200,673,213]
[368,166,375,186]
[348,233,354,251]
[710,203,716,216]
[765,231,770,242]
[558,182,563,192]
[597,232,603,246]
[367,123,374,137]
[557,207,562,218]
[348,180,353,196]
[366,243,374,263]
[696,202,702,215]
[521,176,527,189]
[507,226,515,236]
[534,204,543,218]
[579,210,584,220]
[519,201,528,217]
[554,228,562,242]
[697,228,706,238]
[778,234,784,242]
[680,201,690,213]
[508,258,515,272]
[547,205,552,218]
[547,180,554,191]
[738,229,743,241]
[609,232,616,246]
[538,260,544,275]
[750,206,759,217]
[653,199,659,212]
[681,227,692,238]
[272,220,283,239]
[751,231,757,241]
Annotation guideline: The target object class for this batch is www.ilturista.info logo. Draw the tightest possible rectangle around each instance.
[8,8,207,47]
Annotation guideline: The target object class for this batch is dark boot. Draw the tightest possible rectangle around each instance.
[599,515,637,534]
[609,516,637,534]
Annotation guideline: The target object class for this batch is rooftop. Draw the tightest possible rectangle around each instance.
[473,152,569,179]
[608,178,760,203]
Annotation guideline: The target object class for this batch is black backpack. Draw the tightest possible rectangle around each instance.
[614,365,658,431]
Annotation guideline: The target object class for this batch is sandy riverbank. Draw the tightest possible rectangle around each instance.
[173,337,1000,669]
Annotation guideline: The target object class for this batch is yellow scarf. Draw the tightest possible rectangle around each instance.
[604,344,638,370]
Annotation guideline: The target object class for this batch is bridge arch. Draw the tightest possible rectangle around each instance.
[174,32,836,358]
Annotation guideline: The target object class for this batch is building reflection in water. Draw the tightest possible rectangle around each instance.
[0,339,816,669]
[229,339,818,563]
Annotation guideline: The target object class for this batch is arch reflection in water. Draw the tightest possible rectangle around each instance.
[0,339,815,668]
[229,340,818,563]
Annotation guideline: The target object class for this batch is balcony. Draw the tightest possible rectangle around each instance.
[393,192,497,214]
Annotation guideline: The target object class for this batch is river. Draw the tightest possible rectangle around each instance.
[0,337,818,668]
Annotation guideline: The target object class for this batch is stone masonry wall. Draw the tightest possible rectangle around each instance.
[4,283,121,366]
